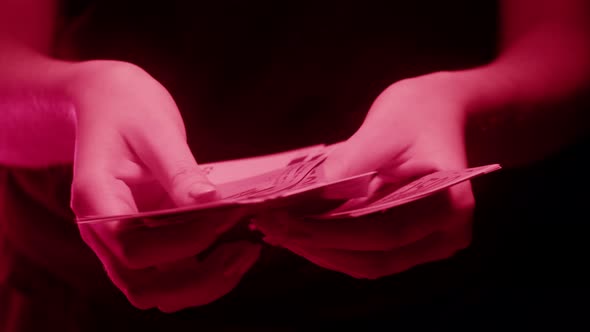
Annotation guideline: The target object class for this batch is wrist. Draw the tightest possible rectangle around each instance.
[64,60,146,107]
[64,60,168,122]
[450,65,520,116]
[399,71,476,127]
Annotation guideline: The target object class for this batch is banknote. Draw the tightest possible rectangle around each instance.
[214,150,327,201]
[314,164,502,219]
[76,142,501,225]
[75,143,369,224]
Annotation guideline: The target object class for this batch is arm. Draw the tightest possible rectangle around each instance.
[460,0,590,167]
[1,1,261,312]
[253,0,590,281]
[0,0,79,167]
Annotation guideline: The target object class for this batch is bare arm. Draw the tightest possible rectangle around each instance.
[0,0,82,167]
[460,0,590,166]
[262,0,590,281]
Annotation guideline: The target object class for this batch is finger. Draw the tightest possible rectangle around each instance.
[281,221,472,280]
[71,120,140,219]
[322,138,440,200]
[320,137,401,182]
[155,241,261,313]
[131,128,217,207]
[72,150,242,269]
[76,222,151,309]
[256,182,474,251]
[90,205,247,269]
[322,116,427,180]
[74,139,246,270]
[79,226,261,311]
[71,173,138,219]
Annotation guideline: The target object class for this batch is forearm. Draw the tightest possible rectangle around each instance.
[0,43,79,167]
[457,23,590,167]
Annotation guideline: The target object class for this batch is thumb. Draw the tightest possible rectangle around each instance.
[138,134,217,207]
[321,141,386,197]
[71,175,138,219]
[322,136,398,182]
[322,137,436,196]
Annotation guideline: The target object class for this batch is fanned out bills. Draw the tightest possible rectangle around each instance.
[76,143,501,225]
[314,164,501,219]
[76,143,374,224]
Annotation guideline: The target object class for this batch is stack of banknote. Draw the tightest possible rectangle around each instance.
[77,143,500,225]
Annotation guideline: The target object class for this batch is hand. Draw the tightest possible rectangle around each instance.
[254,72,474,279]
[68,60,261,312]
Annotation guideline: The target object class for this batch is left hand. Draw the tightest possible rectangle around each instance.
[253,72,476,279]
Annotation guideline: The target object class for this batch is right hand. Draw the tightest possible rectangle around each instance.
[67,60,261,312]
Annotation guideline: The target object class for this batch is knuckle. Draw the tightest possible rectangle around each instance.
[169,163,197,187]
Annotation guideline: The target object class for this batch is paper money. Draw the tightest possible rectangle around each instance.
[214,150,327,201]
[314,164,501,219]
[201,144,326,184]
[75,144,368,224]
[76,142,501,225]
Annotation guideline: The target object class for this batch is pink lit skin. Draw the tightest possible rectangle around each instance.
[1,0,590,312]
[69,61,262,312]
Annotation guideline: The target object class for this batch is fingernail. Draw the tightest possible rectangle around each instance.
[189,184,217,201]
